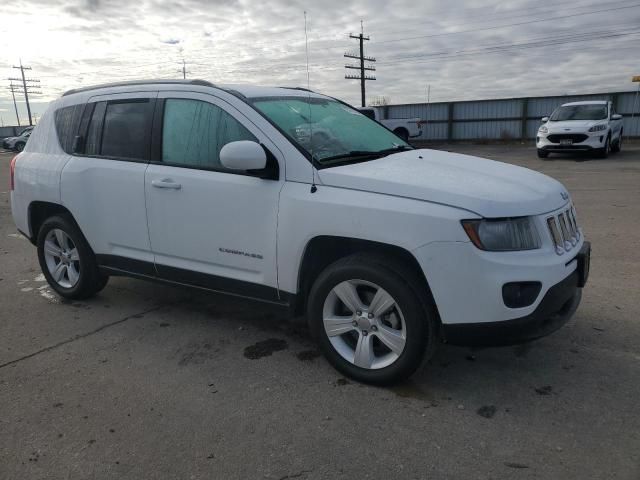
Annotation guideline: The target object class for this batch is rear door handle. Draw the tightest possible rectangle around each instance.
[151,178,182,190]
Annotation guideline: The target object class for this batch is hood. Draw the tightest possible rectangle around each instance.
[318,149,569,217]
[546,119,602,131]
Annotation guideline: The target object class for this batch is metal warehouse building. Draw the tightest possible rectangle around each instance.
[380,90,640,142]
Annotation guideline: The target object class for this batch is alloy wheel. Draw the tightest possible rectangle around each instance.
[43,228,81,288]
[322,279,407,370]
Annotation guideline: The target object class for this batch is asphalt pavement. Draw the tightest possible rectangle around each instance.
[1,144,639,479]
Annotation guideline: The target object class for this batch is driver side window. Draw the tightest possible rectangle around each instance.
[162,99,257,171]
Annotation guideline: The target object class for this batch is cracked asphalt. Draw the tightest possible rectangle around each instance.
[1,145,639,479]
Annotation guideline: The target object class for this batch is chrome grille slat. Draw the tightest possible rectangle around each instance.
[547,204,580,255]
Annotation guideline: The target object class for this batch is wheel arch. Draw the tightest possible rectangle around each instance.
[393,127,409,138]
[293,235,439,321]
[28,201,77,245]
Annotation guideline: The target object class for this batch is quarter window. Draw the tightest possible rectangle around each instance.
[54,104,85,154]
[161,99,257,170]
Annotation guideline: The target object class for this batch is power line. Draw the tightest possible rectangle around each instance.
[373,0,638,38]
[374,3,640,44]
[344,21,376,107]
[378,28,640,66]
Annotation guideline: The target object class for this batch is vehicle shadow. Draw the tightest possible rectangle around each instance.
[88,276,593,416]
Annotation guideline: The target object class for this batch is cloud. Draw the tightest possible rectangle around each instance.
[1,0,639,124]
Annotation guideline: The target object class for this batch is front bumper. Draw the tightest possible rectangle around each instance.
[536,132,606,152]
[442,269,581,346]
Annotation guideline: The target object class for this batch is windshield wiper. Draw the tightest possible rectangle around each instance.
[318,145,413,164]
[375,145,413,154]
[318,150,386,163]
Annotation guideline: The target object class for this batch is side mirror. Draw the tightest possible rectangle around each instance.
[541,117,549,123]
[220,141,267,171]
[611,114,622,120]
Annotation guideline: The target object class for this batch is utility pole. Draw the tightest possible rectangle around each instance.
[8,60,41,126]
[344,21,376,107]
[8,82,21,126]
[177,59,191,79]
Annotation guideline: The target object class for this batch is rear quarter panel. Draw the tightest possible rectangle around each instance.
[11,102,71,237]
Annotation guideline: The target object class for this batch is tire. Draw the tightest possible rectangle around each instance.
[537,149,549,159]
[36,215,108,299]
[597,135,611,158]
[307,253,439,385]
[611,132,622,153]
[394,128,409,142]
[15,142,25,152]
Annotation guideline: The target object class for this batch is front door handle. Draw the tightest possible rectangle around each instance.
[151,178,182,190]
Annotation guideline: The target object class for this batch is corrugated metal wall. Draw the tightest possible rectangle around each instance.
[384,90,640,141]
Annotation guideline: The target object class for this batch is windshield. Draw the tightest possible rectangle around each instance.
[550,104,608,121]
[249,96,410,165]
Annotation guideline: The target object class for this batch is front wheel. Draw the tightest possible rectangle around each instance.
[611,132,622,153]
[307,254,438,385]
[537,149,549,159]
[37,215,108,299]
[597,136,611,158]
[15,142,25,152]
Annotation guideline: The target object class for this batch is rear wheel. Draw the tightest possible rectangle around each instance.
[393,128,409,142]
[37,215,108,299]
[537,149,549,159]
[307,254,438,385]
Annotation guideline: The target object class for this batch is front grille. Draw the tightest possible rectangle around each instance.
[547,206,580,255]
[547,134,588,144]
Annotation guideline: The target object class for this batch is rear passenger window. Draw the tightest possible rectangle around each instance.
[83,100,152,160]
[161,99,257,171]
[101,101,152,160]
[54,104,85,154]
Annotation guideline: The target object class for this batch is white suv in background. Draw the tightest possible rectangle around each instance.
[10,80,590,384]
[536,100,623,159]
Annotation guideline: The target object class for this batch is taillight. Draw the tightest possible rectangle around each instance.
[10,155,18,191]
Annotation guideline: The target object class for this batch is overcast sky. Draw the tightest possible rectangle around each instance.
[1,0,639,125]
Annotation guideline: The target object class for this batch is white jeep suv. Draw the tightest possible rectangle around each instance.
[10,80,590,384]
[536,100,623,159]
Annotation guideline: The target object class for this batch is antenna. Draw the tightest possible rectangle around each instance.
[304,11,317,193]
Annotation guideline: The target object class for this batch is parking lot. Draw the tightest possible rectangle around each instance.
[1,144,639,479]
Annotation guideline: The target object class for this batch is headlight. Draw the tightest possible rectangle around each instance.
[588,124,607,132]
[538,125,548,134]
[462,217,541,251]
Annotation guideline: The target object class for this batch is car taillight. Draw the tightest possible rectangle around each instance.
[10,155,18,191]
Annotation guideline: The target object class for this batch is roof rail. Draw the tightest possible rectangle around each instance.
[278,86,315,93]
[62,79,216,97]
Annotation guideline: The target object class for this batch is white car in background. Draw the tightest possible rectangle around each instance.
[536,101,623,159]
[2,126,34,152]
[358,107,422,141]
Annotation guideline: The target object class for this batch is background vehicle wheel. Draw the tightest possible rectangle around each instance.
[37,215,107,299]
[537,149,549,159]
[597,136,610,158]
[393,128,409,142]
[15,142,25,152]
[611,132,622,153]
[307,253,439,385]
